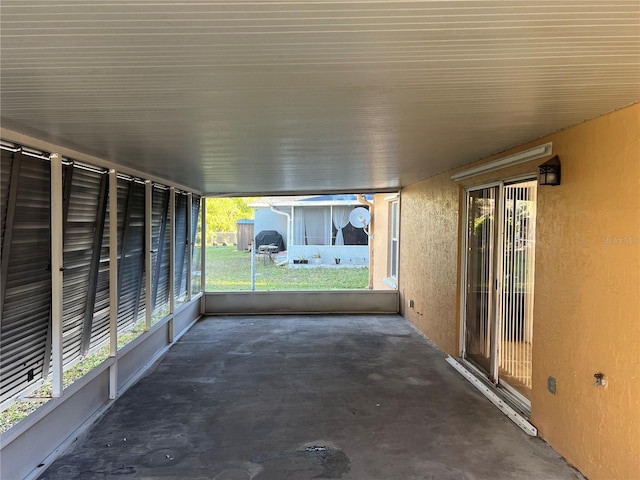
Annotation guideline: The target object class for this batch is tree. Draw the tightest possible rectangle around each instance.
[205,197,257,245]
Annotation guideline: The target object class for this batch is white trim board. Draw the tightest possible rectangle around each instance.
[445,356,538,437]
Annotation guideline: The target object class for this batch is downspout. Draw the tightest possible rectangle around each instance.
[357,194,374,290]
[270,205,291,265]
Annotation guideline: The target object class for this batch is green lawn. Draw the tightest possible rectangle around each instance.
[203,246,369,290]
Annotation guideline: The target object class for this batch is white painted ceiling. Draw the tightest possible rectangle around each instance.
[1,1,639,195]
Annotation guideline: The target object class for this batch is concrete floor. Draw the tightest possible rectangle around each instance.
[42,315,581,480]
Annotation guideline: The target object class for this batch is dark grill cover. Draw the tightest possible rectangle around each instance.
[255,230,285,252]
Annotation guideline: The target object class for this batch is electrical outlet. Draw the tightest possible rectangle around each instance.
[409,299,414,308]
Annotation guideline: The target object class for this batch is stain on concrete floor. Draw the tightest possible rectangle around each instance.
[41,315,580,480]
[249,442,350,479]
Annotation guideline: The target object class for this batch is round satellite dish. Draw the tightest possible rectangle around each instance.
[349,207,371,228]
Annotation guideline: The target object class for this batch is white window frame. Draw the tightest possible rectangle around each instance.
[385,199,399,288]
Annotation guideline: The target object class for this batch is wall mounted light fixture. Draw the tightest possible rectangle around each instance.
[538,155,561,186]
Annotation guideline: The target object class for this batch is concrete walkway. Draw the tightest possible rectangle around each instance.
[42,315,580,480]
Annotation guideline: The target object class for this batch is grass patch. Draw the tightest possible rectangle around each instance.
[0,325,148,433]
[0,398,48,433]
[204,246,368,290]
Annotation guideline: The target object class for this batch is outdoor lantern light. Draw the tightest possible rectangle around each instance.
[538,155,561,186]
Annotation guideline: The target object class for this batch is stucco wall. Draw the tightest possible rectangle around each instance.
[399,178,460,354]
[372,193,393,290]
[399,103,640,480]
[530,104,640,480]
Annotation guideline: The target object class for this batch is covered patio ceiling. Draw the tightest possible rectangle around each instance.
[1,1,639,195]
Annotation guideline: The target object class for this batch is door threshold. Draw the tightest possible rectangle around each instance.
[459,358,532,417]
[445,356,537,437]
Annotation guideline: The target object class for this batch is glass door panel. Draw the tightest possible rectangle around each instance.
[464,187,498,375]
[498,181,537,399]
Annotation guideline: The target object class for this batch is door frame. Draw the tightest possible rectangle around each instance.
[458,175,537,406]
[458,180,504,384]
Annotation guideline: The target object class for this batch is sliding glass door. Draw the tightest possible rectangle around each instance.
[462,180,537,402]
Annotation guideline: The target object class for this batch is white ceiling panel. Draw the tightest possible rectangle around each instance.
[2,1,639,194]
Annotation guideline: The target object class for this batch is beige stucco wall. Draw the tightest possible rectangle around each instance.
[399,175,461,354]
[398,103,640,480]
[372,193,394,290]
[530,104,640,480]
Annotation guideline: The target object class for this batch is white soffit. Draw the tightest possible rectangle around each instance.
[1,1,639,195]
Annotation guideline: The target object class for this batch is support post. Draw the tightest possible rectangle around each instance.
[108,169,118,399]
[200,196,206,294]
[145,181,152,331]
[251,236,256,291]
[186,193,192,301]
[44,162,73,380]
[50,153,64,398]
[168,187,175,343]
